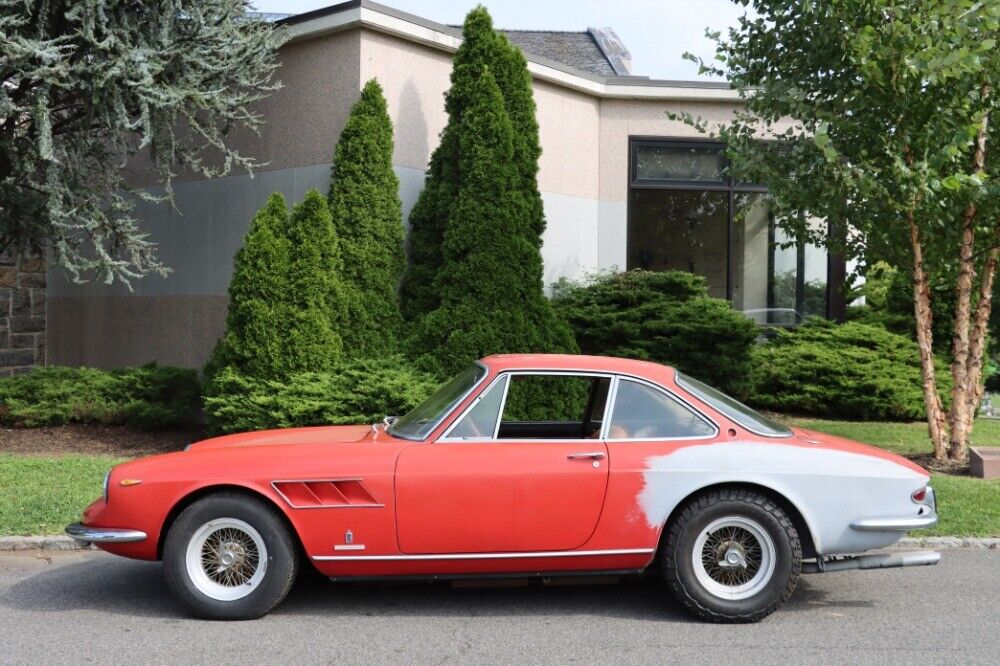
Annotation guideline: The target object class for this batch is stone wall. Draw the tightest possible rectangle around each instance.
[0,250,46,376]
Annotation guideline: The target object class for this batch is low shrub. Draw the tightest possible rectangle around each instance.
[204,356,440,434]
[750,319,951,421]
[0,364,200,429]
[552,270,759,398]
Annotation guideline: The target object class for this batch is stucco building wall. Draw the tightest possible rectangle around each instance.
[46,20,744,369]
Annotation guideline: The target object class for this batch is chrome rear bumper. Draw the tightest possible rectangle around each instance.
[65,523,147,544]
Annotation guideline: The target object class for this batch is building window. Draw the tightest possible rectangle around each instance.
[627,138,835,324]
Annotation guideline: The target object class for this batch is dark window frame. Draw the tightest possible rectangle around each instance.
[627,136,842,321]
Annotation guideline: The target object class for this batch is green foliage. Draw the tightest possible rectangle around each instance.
[411,67,577,377]
[400,5,545,318]
[552,270,758,398]
[203,357,439,434]
[751,320,952,421]
[0,1,283,284]
[328,79,405,357]
[0,365,199,429]
[678,0,999,271]
[209,190,344,384]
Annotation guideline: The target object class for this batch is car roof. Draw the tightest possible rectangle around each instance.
[479,354,675,380]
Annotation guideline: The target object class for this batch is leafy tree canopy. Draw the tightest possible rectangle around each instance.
[0,1,283,284]
[679,0,1000,460]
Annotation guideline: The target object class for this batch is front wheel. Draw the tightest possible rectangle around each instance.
[662,489,801,623]
[163,492,299,620]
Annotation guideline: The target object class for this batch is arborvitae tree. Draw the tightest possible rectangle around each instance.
[207,193,293,379]
[400,5,544,319]
[282,190,344,373]
[209,189,346,383]
[413,68,576,375]
[328,79,406,356]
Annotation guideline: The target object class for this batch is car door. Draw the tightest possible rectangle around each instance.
[394,372,612,554]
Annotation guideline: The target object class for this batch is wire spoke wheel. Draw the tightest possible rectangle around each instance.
[692,516,776,601]
[185,518,268,602]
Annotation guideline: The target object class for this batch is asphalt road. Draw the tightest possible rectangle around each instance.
[1,549,997,665]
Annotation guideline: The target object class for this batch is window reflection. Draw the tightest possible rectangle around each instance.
[627,189,728,299]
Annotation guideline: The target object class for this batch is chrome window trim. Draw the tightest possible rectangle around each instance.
[603,375,720,442]
[436,369,718,444]
[389,361,490,441]
[674,372,793,438]
[312,547,655,561]
[438,370,616,443]
[439,374,511,441]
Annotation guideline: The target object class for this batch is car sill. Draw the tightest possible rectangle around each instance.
[311,548,655,561]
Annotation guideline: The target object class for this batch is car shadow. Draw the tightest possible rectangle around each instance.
[4,554,700,622]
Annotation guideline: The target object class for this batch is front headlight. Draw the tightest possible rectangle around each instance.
[103,470,112,504]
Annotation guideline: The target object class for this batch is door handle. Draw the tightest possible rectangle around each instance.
[567,452,606,460]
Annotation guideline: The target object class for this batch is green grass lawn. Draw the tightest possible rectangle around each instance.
[784,416,1000,537]
[0,454,125,536]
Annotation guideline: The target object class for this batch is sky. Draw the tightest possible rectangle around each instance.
[250,0,748,81]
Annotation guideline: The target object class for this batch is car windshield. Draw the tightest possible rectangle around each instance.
[388,364,487,441]
[675,372,792,437]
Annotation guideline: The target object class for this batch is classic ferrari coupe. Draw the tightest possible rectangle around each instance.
[67,354,940,622]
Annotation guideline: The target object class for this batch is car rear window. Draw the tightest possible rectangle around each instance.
[675,372,792,437]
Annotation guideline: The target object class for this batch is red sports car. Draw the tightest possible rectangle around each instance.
[67,354,939,622]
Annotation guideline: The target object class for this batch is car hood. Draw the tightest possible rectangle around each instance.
[186,424,375,452]
[790,427,928,477]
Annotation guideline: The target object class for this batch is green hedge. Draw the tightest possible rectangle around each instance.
[552,270,758,398]
[204,357,439,434]
[0,364,200,429]
[750,319,951,420]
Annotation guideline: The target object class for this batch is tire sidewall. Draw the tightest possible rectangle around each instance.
[163,494,297,620]
[670,498,797,618]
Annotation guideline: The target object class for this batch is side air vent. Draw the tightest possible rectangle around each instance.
[271,479,381,509]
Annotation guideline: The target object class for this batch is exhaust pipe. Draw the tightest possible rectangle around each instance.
[803,550,941,574]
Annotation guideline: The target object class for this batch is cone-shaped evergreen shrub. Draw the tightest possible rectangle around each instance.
[413,68,576,376]
[282,189,344,373]
[208,190,346,384]
[208,193,294,379]
[400,5,545,319]
[329,79,405,356]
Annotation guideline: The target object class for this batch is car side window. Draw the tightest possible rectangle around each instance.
[446,376,508,439]
[607,379,715,439]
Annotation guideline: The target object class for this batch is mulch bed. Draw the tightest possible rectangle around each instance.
[905,452,970,476]
[0,424,207,457]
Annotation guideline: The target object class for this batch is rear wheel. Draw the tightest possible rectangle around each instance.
[662,489,800,623]
[163,492,298,620]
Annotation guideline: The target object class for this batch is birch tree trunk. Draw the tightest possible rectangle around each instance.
[910,218,949,458]
[947,92,989,461]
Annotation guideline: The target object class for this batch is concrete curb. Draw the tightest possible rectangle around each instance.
[0,535,997,552]
[0,536,95,551]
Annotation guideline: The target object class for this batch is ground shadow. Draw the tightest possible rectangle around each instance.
[4,554,697,623]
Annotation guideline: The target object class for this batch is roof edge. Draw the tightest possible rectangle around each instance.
[278,0,738,101]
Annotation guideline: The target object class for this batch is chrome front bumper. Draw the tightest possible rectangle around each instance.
[850,486,938,532]
[65,523,147,544]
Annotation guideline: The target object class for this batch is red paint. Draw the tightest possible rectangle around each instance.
[76,354,926,576]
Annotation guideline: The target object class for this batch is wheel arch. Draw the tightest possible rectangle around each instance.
[654,481,818,560]
[156,483,306,560]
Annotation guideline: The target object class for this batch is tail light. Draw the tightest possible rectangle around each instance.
[911,487,927,503]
